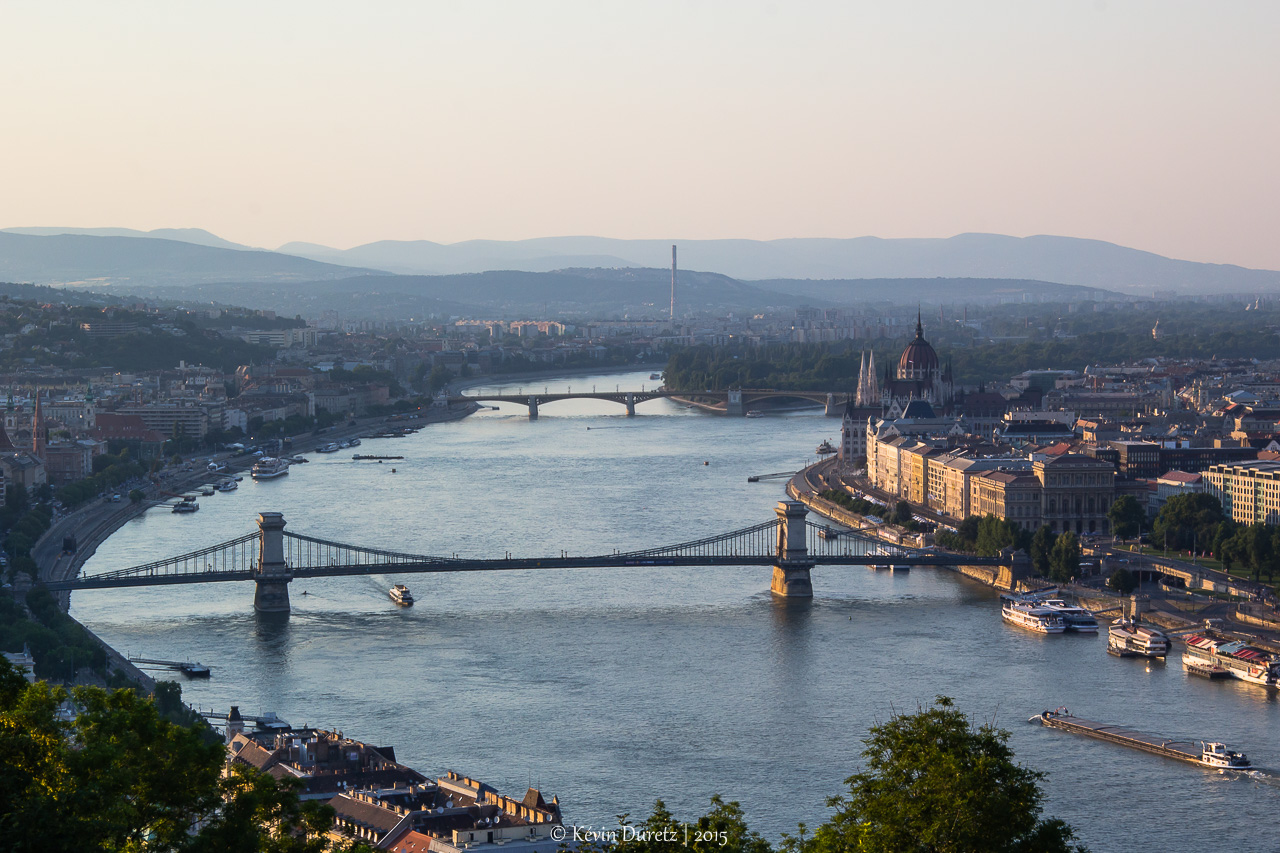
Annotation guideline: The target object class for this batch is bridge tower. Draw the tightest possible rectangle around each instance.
[771,500,814,598]
[726,389,744,416]
[253,512,292,613]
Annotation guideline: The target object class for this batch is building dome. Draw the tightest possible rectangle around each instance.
[897,312,939,379]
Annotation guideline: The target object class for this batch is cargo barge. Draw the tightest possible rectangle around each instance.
[1031,709,1249,769]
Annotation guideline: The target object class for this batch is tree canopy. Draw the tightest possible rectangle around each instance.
[785,696,1087,853]
[0,659,369,853]
[1107,495,1145,541]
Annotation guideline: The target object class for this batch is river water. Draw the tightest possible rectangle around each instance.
[72,370,1279,850]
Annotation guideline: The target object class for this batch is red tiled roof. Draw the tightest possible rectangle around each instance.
[1159,470,1202,484]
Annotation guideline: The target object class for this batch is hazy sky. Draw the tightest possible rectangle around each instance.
[3,2,1278,267]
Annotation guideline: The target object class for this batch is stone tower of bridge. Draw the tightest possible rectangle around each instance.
[771,500,814,597]
[253,512,291,613]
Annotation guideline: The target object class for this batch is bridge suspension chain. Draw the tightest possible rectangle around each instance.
[77,532,261,582]
[803,521,909,560]
[281,530,457,569]
[608,519,781,561]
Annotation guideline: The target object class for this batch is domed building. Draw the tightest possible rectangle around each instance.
[879,310,953,417]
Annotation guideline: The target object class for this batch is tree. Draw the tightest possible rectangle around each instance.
[129,488,145,504]
[892,500,913,527]
[1107,495,1145,542]
[617,797,771,853]
[0,659,357,853]
[1108,566,1137,595]
[1048,531,1081,583]
[788,697,1086,853]
[1151,493,1224,554]
[1030,525,1058,577]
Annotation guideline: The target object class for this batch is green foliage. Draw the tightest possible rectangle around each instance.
[818,489,882,518]
[0,658,355,853]
[1030,526,1058,576]
[1108,567,1138,595]
[1107,495,1145,541]
[785,696,1085,853]
[1048,532,1081,583]
[426,365,453,393]
[936,515,1034,556]
[1152,493,1225,553]
[615,797,772,853]
[892,500,913,526]
[56,454,146,509]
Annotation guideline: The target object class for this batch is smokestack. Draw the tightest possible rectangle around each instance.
[670,244,677,324]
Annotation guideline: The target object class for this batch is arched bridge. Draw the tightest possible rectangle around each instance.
[451,388,852,417]
[47,502,1017,613]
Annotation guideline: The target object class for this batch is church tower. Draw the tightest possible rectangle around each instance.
[31,389,45,459]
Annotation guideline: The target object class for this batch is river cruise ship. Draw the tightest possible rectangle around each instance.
[251,457,290,480]
[1002,601,1066,634]
[1038,599,1099,633]
[1108,618,1170,657]
[1182,634,1280,687]
[389,584,414,606]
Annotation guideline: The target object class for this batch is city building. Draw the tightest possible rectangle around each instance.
[1203,460,1280,526]
[1033,454,1117,535]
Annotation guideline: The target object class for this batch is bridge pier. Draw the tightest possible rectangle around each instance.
[825,393,838,416]
[727,389,744,416]
[994,548,1032,591]
[253,512,292,613]
[772,500,814,598]
[527,397,539,419]
[625,393,636,417]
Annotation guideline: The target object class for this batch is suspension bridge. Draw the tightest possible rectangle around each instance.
[44,502,1020,612]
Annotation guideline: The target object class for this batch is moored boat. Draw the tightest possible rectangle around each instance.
[816,440,837,455]
[1182,634,1279,686]
[1002,600,1065,634]
[251,457,290,480]
[1038,599,1099,633]
[317,442,341,453]
[216,479,238,492]
[172,498,199,513]
[1108,618,1169,657]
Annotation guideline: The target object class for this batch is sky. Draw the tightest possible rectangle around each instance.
[2,1,1279,268]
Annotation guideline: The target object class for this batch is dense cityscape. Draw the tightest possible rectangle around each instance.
[6,4,1280,852]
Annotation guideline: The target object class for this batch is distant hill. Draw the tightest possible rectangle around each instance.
[0,232,383,287]
[754,277,1118,304]
[277,233,1280,295]
[3,226,255,251]
[135,267,824,320]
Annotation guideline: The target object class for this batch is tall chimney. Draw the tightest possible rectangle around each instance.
[670,244,677,323]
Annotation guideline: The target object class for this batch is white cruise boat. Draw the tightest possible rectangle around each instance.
[1108,618,1169,657]
[1183,634,1280,686]
[251,457,290,480]
[172,498,199,514]
[1002,601,1066,634]
[1039,599,1099,633]
[216,479,238,492]
[348,437,361,447]
[317,442,341,453]
[389,584,414,606]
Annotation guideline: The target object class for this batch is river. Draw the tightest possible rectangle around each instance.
[71,370,1279,850]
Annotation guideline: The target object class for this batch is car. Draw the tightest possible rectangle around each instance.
[109,494,122,502]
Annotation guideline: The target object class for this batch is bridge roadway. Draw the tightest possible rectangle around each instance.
[450,388,852,416]
[52,551,1001,590]
[45,501,1012,611]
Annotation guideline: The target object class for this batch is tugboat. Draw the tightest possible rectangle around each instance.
[1199,741,1251,769]
[389,584,414,606]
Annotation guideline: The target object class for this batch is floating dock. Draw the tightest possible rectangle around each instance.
[129,657,211,677]
[747,471,797,483]
[352,454,404,461]
[1034,712,1220,766]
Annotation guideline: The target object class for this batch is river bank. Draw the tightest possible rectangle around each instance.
[25,400,478,690]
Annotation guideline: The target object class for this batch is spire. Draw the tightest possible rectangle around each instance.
[866,350,880,406]
[856,351,868,406]
[32,389,44,459]
[916,306,923,338]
